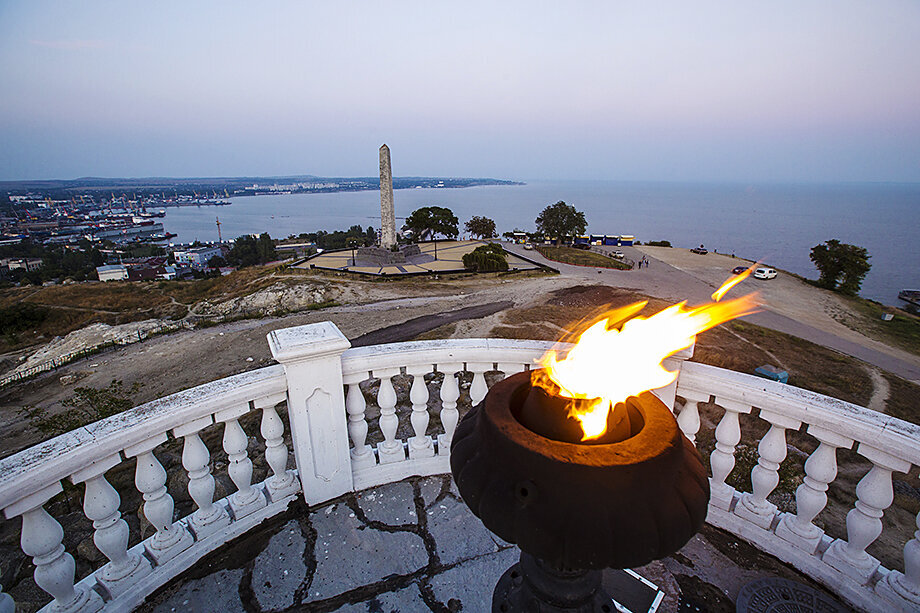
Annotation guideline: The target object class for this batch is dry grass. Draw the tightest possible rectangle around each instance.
[0,264,284,353]
[413,322,457,341]
[881,373,920,425]
[832,295,920,357]
[535,246,632,269]
[694,321,874,406]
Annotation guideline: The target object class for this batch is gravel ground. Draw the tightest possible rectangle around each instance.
[2,244,918,457]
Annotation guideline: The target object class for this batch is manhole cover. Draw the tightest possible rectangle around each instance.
[736,577,848,612]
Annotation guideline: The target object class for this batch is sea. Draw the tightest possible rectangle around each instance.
[161,181,920,307]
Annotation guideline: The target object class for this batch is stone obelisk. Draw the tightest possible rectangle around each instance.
[379,144,396,249]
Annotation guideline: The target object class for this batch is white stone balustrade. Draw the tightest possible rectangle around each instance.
[71,457,153,598]
[125,434,193,565]
[735,410,802,529]
[407,365,434,459]
[676,389,709,445]
[6,483,103,613]
[823,445,910,584]
[343,375,374,470]
[256,393,300,502]
[776,426,853,554]
[176,421,231,539]
[1,324,919,613]
[709,397,752,510]
[217,406,267,519]
[375,368,405,464]
[438,363,462,452]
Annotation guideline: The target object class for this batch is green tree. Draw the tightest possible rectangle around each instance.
[463,243,508,272]
[227,233,275,268]
[465,216,497,239]
[809,239,871,295]
[258,233,276,262]
[535,201,587,242]
[403,206,459,241]
[207,255,227,268]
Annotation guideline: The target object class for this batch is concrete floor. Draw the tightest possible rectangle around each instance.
[299,241,540,275]
[140,475,846,613]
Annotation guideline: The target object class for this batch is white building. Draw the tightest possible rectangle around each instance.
[173,246,222,269]
[2,258,43,272]
[96,264,128,282]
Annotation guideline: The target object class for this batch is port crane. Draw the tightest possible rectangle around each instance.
[216,216,222,243]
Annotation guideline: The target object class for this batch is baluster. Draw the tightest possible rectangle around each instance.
[125,434,193,564]
[735,411,801,529]
[256,393,300,501]
[0,585,12,613]
[877,504,920,608]
[344,373,375,469]
[497,362,526,382]
[438,362,462,454]
[375,368,404,463]
[776,426,853,554]
[174,416,230,539]
[216,405,267,519]
[5,483,103,613]
[708,398,751,510]
[675,390,708,445]
[407,365,434,459]
[467,362,490,405]
[71,456,152,597]
[823,444,910,584]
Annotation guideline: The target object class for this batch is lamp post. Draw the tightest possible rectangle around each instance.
[347,238,358,267]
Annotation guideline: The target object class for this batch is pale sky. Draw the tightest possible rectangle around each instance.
[1,1,919,182]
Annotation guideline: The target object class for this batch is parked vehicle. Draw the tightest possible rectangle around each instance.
[753,267,777,280]
[611,250,625,259]
[690,246,708,255]
[572,243,591,250]
[523,243,534,250]
[732,266,748,274]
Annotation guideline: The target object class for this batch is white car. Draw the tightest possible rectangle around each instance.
[753,267,777,280]
[611,250,625,259]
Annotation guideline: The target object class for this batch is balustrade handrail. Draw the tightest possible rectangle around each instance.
[340,337,560,375]
[0,364,286,512]
[678,361,920,462]
[3,327,920,613]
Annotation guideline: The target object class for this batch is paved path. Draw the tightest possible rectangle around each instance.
[351,301,515,347]
[744,310,920,382]
[141,475,842,613]
[503,244,920,383]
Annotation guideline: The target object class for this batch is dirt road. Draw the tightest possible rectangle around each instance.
[3,243,918,456]
[502,243,920,382]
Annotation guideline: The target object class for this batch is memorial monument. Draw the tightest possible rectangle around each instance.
[379,144,396,249]
[351,144,427,267]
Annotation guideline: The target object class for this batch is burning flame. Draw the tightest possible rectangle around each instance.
[536,275,761,440]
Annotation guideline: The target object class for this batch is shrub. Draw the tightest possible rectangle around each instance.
[20,379,143,435]
[0,303,50,333]
[646,240,671,247]
[463,244,508,272]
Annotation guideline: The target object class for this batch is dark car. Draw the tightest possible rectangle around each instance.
[732,266,748,274]
[572,243,591,250]
[690,246,708,255]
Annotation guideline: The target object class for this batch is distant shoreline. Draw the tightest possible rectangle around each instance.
[0,176,525,201]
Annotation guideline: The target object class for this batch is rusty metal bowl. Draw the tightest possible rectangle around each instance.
[450,370,709,571]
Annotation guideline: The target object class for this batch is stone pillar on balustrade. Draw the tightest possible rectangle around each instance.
[656,343,695,411]
[268,322,354,505]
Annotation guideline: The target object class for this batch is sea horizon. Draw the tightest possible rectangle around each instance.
[160,180,919,307]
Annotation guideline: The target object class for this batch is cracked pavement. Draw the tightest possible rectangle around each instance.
[140,473,845,613]
[145,476,517,613]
